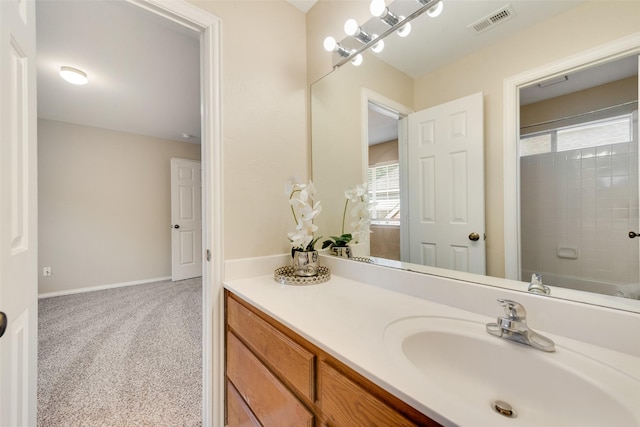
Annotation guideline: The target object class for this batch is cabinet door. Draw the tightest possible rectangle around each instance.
[227,332,314,427]
[320,362,420,427]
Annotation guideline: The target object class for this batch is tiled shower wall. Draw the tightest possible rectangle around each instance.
[520,141,640,287]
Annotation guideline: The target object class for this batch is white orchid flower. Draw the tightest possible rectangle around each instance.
[286,178,321,251]
[300,201,321,222]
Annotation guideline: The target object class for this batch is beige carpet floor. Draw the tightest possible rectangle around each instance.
[37,278,202,426]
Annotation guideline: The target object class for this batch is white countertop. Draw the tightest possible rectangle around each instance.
[224,264,640,427]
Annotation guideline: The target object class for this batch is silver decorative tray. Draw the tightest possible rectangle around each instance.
[274,266,331,286]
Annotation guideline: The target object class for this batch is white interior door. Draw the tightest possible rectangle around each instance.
[0,0,38,425]
[407,92,485,274]
[171,158,202,281]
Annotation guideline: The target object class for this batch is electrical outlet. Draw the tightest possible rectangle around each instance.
[43,267,52,277]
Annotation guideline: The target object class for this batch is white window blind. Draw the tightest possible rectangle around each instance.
[368,163,400,225]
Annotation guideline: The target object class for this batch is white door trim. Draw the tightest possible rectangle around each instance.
[361,89,413,259]
[127,1,223,426]
[503,32,640,280]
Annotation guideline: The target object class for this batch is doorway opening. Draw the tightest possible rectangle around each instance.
[34,0,223,424]
[504,33,640,303]
[517,55,639,298]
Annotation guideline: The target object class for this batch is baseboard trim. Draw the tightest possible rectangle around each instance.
[38,276,172,299]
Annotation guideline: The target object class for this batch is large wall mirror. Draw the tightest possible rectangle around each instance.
[311,0,640,313]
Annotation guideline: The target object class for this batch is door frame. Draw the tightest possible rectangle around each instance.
[503,32,640,280]
[361,89,412,259]
[125,2,223,425]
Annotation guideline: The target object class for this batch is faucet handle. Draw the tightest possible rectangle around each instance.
[497,299,527,320]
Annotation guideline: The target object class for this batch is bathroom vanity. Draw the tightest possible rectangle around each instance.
[223,255,640,427]
[226,291,439,426]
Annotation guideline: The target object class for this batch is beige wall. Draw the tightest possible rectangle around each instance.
[38,119,201,294]
[307,0,640,278]
[521,76,638,134]
[369,139,399,165]
[189,1,309,260]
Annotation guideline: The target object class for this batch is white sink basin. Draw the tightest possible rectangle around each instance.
[384,316,640,427]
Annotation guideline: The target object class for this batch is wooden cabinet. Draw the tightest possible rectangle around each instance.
[225,291,442,427]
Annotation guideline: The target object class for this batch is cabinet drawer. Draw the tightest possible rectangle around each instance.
[227,332,314,427]
[227,381,260,427]
[227,296,315,400]
[320,362,421,427]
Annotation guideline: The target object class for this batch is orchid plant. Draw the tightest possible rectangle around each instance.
[286,178,322,253]
[322,183,371,249]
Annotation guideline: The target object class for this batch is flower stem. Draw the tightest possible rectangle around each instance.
[289,189,301,226]
[341,198,349,235]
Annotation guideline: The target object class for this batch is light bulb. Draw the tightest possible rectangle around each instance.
[59,66,88,85]
[323,36,337,52]
[427,1,443,17]
[371,35,384,53]
[344,18,359,36]
[370,0,386,17]
[351,52,363,66]
[397,18,411,37]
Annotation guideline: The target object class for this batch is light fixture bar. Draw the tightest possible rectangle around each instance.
[334,0,443,68]
[379,8,400,27]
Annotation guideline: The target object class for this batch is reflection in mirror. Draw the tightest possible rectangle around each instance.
[311,0,640,312]
[367,102,402,261]
[519,55,639,300]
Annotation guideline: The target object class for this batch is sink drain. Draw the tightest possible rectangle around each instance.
[492,400,517,418]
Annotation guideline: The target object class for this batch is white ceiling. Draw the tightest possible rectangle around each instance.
[36,0,201,144]
[520,55,638,105]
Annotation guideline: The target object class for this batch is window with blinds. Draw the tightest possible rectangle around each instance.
[367,163,400,225]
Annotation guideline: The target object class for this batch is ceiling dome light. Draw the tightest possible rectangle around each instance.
[427,1,444,18]
[397,18,412,37]
[59,66,88,85]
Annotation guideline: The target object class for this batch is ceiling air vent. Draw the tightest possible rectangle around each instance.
[468,4,516,35]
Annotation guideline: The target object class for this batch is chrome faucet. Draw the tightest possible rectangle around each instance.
[486,299,555,352]
[528,273,550,295]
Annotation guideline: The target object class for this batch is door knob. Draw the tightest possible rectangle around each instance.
[629,231,639,239]
[173,224,180,229]
[468,232,480,241]
[0,312,7,338]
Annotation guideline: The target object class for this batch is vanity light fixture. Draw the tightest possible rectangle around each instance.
[350,51,363,66]
[59,66,88,85]
[370,0,411,37]
[326,0,443,69]
[324,36,350,57]
[344,18,373,44]
[371,35,385,53]
[345,19,385,53]
[422,0,444,18]
[324,37,363,66]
